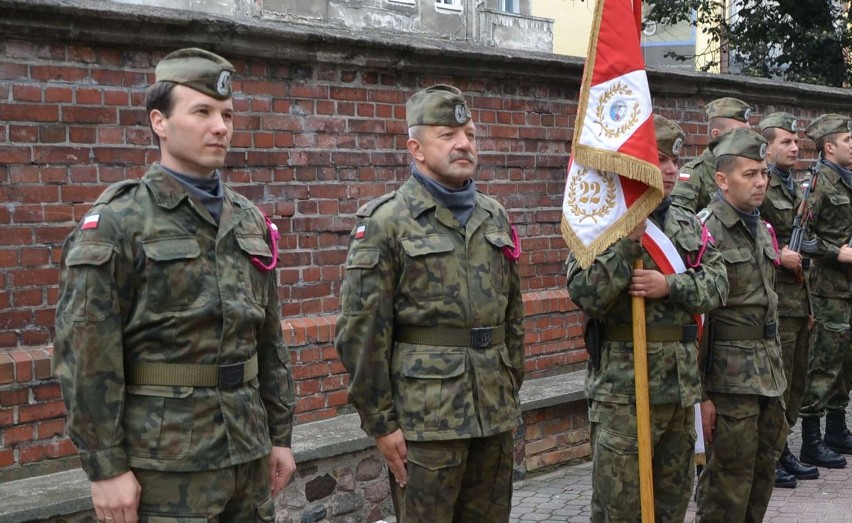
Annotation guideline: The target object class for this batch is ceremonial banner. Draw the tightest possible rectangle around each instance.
[561,0,663,268]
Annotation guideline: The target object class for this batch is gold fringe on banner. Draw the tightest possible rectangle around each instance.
[574,144,664,192]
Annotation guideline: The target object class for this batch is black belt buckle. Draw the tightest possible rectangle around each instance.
[682,324,699,343]
[219,362,245,389]
[471,327,494,348]
[764,322,778,339]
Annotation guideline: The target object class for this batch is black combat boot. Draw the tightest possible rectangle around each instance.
[779,443,819,479]
[774,462,797,488]
[824,411,852,455]
[800,417,847,468]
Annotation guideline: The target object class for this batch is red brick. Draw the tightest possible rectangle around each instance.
[33,146,91,164]
[0,103,59,122]
[32,383,62,403]
[0,63,29,80]
[12,205,44,223]
[68,45,97,64]
[20,247,49,265]
[0,448,14,468]
[13,289,43,307]
[60,184,104,203]
[93,147,147,164]
[69,127,97,143]
[10,268,57,286]
[31,65,88,83]
[45,86,73,103]
[3,424,34,445]
[0,146,32,163]
[21,329,50,346]
[62,106,116,124]
[0,388,28,406]
[0,354,14,384]
[32,349,52,380]
[18,400,66,423]
[12,84,42,102]
[76,87,102,105]
[18,437,77,463]
[37,419,66,440]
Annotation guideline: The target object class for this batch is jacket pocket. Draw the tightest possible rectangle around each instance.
[400,235,457,301]
[397,348,466,432]
[235,233,272,306]
[142,237,209,312]
[483,229,512,292]
[63,241,114,321]
[342,247,381,313]
[124,385,194,460]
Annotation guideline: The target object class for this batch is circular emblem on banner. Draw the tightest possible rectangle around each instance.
[216,71,232,97]
[790,119,797,132]
[759,143,767,159]
[567,168,618,224]
[672,137,683,156]
[594,82,641,140]
[454,104,467,124]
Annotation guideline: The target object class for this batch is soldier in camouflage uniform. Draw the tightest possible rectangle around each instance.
[694,129,788,522]
[798,114,852,468]
[671,97,752,212]
[566,115,728,523]
[53,48,296,523]
[335,84,525,522]
[757,112,821,487]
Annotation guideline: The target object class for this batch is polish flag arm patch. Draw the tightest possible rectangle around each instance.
[82,214,100,230]
[355,224,366,240]
[678,172,691,181]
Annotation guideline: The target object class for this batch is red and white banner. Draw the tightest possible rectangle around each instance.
[561,0,663,268]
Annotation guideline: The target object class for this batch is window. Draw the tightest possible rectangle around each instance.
[436,0,461,11]
[501,0,519,14]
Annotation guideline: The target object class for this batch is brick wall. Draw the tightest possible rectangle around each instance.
[2,0,852,480]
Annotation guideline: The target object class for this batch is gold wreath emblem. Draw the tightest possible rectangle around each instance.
[567,167,617,223]
[593,82,641,140]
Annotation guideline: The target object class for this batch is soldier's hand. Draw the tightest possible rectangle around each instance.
[376,429,408,487]
[627,220,647,242]
[779,245,802,272]
[268,446,296,496]
[700,400,717,444]
[628,269,670,298]
[90,470,141,523]
[838,245,852,264]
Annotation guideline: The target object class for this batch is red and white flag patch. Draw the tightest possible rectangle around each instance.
[678,172,691,181]
[82,214,100,230]
[355,224,366,240]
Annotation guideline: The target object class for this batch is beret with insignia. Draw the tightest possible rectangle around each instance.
[711,128,768,163]
[406,84,472,128]
[704,97,752,122]
[654,114,686,158]
[805,113,852,142]
[758,112,798,134]
[155,48,235,100]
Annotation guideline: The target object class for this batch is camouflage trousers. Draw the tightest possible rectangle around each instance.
[134,455,274,522]
[588,400,695,523]
[695,393,787,523]
[779,315,812,429]
[801,295,852,417]
[389,431,514,523]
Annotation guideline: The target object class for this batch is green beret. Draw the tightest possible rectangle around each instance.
[155,48,234,100]
[654,115,686,157]
[710,128,768,162]
[805,113,852,141]
[406,84,472,128]
[704,97,752,122]
[757,112,798,134]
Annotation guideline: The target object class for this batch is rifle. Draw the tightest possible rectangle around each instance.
[789,157,821,282]
[847,232,852,293]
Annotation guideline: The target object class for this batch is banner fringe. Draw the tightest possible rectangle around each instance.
[574,145,663,191]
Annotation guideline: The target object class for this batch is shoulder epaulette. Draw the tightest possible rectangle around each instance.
[356,191,396,218]
[94,179,141,205]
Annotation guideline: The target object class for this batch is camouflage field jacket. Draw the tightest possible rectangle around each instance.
[54,165,294,481]
[335,174,525,442]
[567,205,728,407]
[807,161,852,298]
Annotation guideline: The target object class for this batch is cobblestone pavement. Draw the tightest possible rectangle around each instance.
[511,403,852,522]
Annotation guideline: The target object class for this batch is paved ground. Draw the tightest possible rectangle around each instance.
[511,404,852,522]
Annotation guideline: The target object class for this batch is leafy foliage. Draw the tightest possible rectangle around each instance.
[643,0,852,87]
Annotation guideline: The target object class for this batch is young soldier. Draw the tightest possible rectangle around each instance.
[695,128,787,522]
[567,115,728,522]
[671,97,752,212]
[335,85,525,522]
[798,113,852,468]
[53,48,296,523]
[757,112,820,486]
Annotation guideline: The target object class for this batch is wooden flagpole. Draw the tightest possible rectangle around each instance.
[632,258,655,522]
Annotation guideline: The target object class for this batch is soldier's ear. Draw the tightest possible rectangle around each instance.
[714,171,728,191]
[407,137,425,162]
[150,109,168,141]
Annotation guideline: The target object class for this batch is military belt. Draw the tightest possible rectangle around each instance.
[602,324,698,343]
[712,322,777,341]
[394,325,505,348]
[126,353,258,389]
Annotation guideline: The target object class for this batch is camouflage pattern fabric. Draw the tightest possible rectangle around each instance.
[801,160,852,418]
[695,393,787,522]
[135,456,273,522]
[566,204,727,522]
[589,401,696,523]
[701,198,786,397]
[389,431,514,523]
[697,197,787,521]
[670,148,718,213]
[53,165,295,481]
[335,174,524,441]
[759,167,812,428]
[567,205,728,407]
